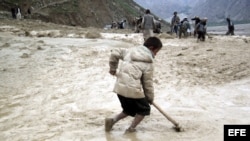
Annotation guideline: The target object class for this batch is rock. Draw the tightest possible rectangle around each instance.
[20,53,30,58]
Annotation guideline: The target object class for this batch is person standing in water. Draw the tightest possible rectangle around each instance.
[105,37,163,133]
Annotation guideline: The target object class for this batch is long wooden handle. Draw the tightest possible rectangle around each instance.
[152,102,179,127]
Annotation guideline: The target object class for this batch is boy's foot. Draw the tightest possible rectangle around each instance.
[125,127,136,133]
[105,118,114,132]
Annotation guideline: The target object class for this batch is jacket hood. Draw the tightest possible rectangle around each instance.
[125,46,153,63]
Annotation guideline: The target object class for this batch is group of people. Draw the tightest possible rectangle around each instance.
[10,6,32,20]
[171,11,208,41]
[112,9,235,43]
[11,7,22,19]
[171,11,235,41]
[136,10,208,42]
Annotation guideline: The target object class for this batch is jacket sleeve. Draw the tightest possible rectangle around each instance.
[141,17,145,29]
[141,65,154,103]
[176,16,180,23]
[109,48,126,71]
[153,18,156,30]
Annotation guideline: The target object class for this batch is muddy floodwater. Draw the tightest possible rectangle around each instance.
[0,19,250,141]
[207,23,250,36]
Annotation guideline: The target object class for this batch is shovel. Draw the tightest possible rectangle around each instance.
[152,102,184,132]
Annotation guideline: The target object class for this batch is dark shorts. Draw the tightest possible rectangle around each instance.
[117,95,151,117]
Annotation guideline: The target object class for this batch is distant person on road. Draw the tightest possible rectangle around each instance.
[226,17,234,35]
[105,37,163,133]
[171,11,180,36]
[141,9,156,41]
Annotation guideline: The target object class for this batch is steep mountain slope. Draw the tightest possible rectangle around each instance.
[0,0,170,29]
[190,0,250,24]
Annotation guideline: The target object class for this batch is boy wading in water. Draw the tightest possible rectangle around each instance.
[105,37,163,132]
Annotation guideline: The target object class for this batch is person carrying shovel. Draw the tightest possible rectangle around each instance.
[105,37,163,133]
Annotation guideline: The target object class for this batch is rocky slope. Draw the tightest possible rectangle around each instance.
[189,0,250,24]
[0,0,170,30]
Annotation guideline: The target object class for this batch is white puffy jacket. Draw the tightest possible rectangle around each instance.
[109,46,154,102]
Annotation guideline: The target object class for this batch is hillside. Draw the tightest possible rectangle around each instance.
[0,0,141,27]
[0,0,170,30]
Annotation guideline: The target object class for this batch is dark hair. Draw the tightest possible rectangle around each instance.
[145,9,150,14]
[143,37,162,49]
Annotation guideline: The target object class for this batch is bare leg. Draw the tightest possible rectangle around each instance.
[105,112,127,132]
[114,112,128,123]
[126,114,144,132]
[105,112,128,132]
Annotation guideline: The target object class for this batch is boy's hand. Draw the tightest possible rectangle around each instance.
[147,99,153,105]
[109,70,116,75]
[146,97,153,105]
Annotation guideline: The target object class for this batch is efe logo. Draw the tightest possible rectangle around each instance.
[224,125,250,141]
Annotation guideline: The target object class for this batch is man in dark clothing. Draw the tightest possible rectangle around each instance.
[191,16,201,37]
[226,18,234,35]
[196,18,207,42]
[11,8,16,19]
